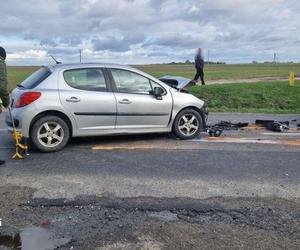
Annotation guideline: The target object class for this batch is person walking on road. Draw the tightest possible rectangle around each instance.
[193,48,205,85]
[0,46,10,166]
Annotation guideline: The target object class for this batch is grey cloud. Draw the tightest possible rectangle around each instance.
[92,37,130,52]
[0,0,300,65]
[148,51,171,57]
[92,32,146,52]
[145,33,203,48]
[40,39,59,47]
[59,37,83,46]
[47,48,79,56]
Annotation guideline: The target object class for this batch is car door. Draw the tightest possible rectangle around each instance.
[109,68,173,129]
[59,67,117,133]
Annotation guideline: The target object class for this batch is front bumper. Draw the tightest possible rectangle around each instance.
[202,105,209,127]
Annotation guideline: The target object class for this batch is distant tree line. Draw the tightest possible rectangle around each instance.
[252,61,298,64]
[167,60,226,65]
[204,61,226,65]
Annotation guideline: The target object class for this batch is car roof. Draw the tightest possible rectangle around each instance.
[45,63,171,89]
[48,63,137,72]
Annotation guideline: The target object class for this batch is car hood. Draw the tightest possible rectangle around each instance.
[159,76,194,90]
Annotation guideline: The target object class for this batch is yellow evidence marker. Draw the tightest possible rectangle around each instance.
[8,107,28,159]
[288,72,295,86]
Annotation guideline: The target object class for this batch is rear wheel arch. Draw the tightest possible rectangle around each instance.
[29,110,73,138]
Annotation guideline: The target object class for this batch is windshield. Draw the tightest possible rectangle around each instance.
[19,67,52,89]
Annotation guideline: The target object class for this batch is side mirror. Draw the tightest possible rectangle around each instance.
[153,87,164,100]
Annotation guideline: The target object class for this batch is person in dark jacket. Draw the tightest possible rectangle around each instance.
[0,46,10,165]
[193,48,205,85]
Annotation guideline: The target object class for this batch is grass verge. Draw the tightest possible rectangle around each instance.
[189,81,300,114]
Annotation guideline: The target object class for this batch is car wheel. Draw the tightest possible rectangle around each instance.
[30,115,70,152]
[173,108,203,139]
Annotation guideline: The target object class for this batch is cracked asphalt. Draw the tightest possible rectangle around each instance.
[0,112,300,249]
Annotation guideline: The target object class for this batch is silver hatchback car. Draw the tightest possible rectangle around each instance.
[7,63,207,152]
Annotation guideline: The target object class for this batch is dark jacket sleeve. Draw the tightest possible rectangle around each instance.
[195,55,204,69]
[0,60,10,108]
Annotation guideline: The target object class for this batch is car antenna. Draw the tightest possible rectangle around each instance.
[41,45,61,64]
[49,54,61,64]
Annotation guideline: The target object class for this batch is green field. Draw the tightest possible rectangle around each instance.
[6,63,300,113]
[189,81,300,114]
[7,63,300,91]
[7,66,40,91]
[136,63,300,80]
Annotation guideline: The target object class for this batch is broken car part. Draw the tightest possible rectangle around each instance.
[207,127,223,137]
[267,122,289,132]
[255,119,289,132]
[205,121,249,137]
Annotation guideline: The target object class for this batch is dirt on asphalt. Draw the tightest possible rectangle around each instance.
[1,185,300,250]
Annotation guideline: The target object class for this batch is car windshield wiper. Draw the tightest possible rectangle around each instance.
[17,84,25,88]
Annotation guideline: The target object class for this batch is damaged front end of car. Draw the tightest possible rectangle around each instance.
[159,75,196,93]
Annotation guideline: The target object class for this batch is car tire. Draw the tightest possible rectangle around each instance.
[172,108,203,140]
[30,115,70,152]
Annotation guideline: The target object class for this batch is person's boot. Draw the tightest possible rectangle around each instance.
[200,77,205,85]
[0,160,5,165]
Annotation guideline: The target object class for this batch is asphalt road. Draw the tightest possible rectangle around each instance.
[1,112,300,249]
[1,112,300,201]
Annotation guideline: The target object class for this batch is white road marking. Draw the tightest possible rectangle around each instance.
[190,137,300,146]
[192,138,279,144]
[262,132,300,136]
[190,138,279,144]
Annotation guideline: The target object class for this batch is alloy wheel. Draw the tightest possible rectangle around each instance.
[37,121,65,148]
[178,113,199,136]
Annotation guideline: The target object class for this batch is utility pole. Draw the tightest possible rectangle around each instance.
[273,52,277,63]
[79,49,82,63]
[207,49,210,64]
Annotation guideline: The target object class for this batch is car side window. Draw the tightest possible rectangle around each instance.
[111,68,152,94]
[63,68,107,92]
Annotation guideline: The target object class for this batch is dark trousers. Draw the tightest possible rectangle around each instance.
[194,68,205,85]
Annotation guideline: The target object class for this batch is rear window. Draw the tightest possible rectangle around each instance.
[19,67,52,89]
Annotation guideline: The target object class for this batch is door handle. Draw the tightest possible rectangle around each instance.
[66,97,81,103]
[118,99,132,104]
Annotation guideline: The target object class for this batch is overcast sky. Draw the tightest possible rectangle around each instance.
[0,0,299,65]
